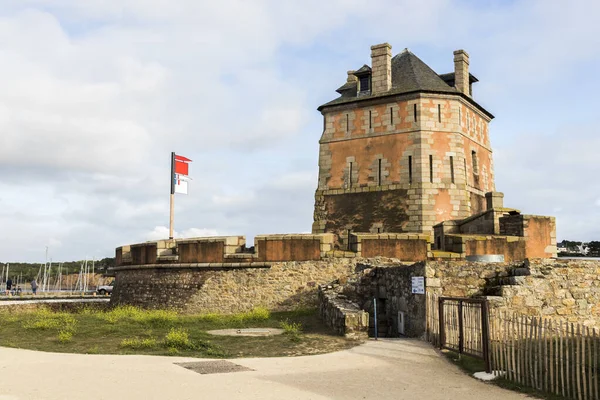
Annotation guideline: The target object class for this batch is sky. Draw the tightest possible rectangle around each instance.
[0,0,599,262]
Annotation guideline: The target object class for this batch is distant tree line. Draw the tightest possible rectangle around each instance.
[0,257,115,281]
[558,241,600,257]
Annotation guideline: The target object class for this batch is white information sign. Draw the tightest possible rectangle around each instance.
[411,276,425,294]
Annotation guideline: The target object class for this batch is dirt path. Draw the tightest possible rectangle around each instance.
[0,338,529,400]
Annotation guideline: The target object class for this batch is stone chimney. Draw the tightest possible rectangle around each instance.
[347,70,357,83]
[453,49,470,96]
[370,43,392,94]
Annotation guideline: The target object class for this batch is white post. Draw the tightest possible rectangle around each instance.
[43,246,48,293]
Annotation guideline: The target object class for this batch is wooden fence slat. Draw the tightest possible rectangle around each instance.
[550,320,556,396]
[571,322,579,400]
[490,309,496,375]
[520,314,525,385]
[512,313,517,383]
[535,317,545,390]
[528,317,534,389]
[558,321,568,397]
[587,327,592,400]
[544,318,549,393]
[563,322,571,397]
[576,323,582,400]
[531,317,541,390]
[504,311,509,379]
[525,316,529,387]
[594,328,598,400]
[556,320,561,396]
[497,311,502,377]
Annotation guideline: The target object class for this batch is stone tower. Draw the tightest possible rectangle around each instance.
[312,43,496,247]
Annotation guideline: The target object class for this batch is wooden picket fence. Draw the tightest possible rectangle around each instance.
[426,293,600,399]
[489,310,600,400]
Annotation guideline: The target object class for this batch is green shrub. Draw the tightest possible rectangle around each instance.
[164,328,193,350]
[280,320,303,335]
[120,337,158,349]
[58,330,73,343]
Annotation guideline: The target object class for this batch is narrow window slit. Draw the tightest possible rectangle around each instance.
[413,104,417,122]
[346,114,349,133]
[390,107,393,125]
[429,155,433,183]
[349,162,353,188]
[450,156,455,184]
[408,156,413,184]
[369,110,372,129]
[438,104,441,123]
[377,159,382,185]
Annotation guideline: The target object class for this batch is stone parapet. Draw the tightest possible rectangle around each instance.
[350,233,431,261]
[115,234,336,267]
[442,234,526,262]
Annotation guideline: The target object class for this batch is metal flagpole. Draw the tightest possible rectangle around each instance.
[169,151,175,239]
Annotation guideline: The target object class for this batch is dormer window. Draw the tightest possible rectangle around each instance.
[359,76,370,93]
[353,64,372,96]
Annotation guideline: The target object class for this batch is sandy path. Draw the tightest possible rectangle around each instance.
[0,338,529,400]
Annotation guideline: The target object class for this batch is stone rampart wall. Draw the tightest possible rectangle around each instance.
[111,258,363,313]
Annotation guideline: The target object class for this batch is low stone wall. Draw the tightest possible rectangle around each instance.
[318,284,368,339]
[116,234,335,267]
[444,234,526,262]
[424,259,600,329]
[111,258,363,313]
[491,259,600,328]
[350,233,431,261]
[424,260,518,298]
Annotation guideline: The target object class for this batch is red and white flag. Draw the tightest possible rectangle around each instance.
[172,153,192,195]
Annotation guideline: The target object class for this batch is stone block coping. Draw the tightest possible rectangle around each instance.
[111,262,275,271]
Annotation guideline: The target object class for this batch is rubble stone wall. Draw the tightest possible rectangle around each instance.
[111,258,364,313]
[425,259,600,329]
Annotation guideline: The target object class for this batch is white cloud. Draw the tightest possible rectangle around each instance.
[0,0,599,261]
[145,226,219,241]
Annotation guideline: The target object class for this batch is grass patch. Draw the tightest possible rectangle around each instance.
[120,338,158,350]
[0,305,359,358]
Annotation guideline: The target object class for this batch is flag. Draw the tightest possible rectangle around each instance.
[171,153,192,195]
[174,174,188,194]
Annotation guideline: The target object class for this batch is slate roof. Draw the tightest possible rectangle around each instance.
[318,48,492,118]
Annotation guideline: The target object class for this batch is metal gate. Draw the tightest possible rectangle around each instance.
[438,297,491,373]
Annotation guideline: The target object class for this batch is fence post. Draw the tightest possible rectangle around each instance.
[438,297,445,349]
[481,300,491,373]
[458,300,464,355]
